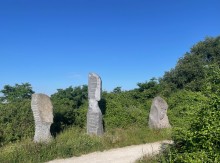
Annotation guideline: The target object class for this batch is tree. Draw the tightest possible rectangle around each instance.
[160,36,220,92]
[51,85,88,109]
[137,77,158,91]
[136,78,160,98]
[112,87,122,93]
[0,83,34,103]
[191,36,220,64]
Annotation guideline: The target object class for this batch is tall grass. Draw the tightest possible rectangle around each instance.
[0,126,171,163]
[137,155,158,163]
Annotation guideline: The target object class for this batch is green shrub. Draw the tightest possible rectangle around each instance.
[163,64,220,162]
[167,90,208,129]
[0,100,34,147]
[167,97,220,162]
[103,92,148,130]
[50,85,88,135]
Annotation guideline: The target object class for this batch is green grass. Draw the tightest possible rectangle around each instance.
[0,126,171,163]
[136,152,171,163]
[136,145,172,163]
[137,155,159,163]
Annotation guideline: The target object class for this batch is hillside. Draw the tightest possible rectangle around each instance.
[0,36,220,162]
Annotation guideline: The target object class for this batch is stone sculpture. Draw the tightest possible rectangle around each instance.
[87,73,104,135]
[31,93,53,143]
[149,96,171,129]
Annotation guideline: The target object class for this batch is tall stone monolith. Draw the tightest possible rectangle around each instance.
[149,96,171,129]
[31,93,53,143]
[87,73,104,136]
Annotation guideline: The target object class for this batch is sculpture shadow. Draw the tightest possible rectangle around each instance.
[50,111,76,137]
[99,98,106,131]
[50,112,63,137]
[99,98,106,115]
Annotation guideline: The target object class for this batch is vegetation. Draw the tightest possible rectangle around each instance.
[50,85,88,135]
[160,36,220,92]
[0,127,171,163]
[0,35,220,162]
[163,64,220,163]
[137,36,220,162]
[0,83,34,103]
[0,83,35,147]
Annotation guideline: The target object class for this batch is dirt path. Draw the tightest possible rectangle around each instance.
[47,140,172,163]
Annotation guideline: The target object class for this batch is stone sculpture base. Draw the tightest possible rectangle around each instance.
[87,110,104,136]
[34,123,52,143]
[149,115,171,129]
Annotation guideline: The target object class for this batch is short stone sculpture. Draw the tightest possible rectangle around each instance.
[31,93,53,143]
[149,96,171,129]
[87,73,104,135]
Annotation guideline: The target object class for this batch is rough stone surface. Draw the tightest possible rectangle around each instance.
[31,93,53,143]
[87,73,103,135]
[149,96,171,129]
[87,109,103,135]
[88,73,102,101]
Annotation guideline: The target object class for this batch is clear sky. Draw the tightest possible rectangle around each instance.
[0,0,220,95]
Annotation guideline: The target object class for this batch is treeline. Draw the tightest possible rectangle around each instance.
[0,36,220,162]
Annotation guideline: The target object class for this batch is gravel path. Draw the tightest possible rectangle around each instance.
[47,140,172,163]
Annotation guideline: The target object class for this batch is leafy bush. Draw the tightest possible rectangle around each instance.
[103,91,149,130]
[167,90,207,129]
[163,64,220,162]
[167,97,220,163]
[50,85,88,135]
[0,100,34,147]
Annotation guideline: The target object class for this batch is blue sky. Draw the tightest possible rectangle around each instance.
[0,0,220,95]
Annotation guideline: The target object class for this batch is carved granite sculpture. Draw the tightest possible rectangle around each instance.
[31,93,53,143]
[87,73,104,135]
[149,96,171,129]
